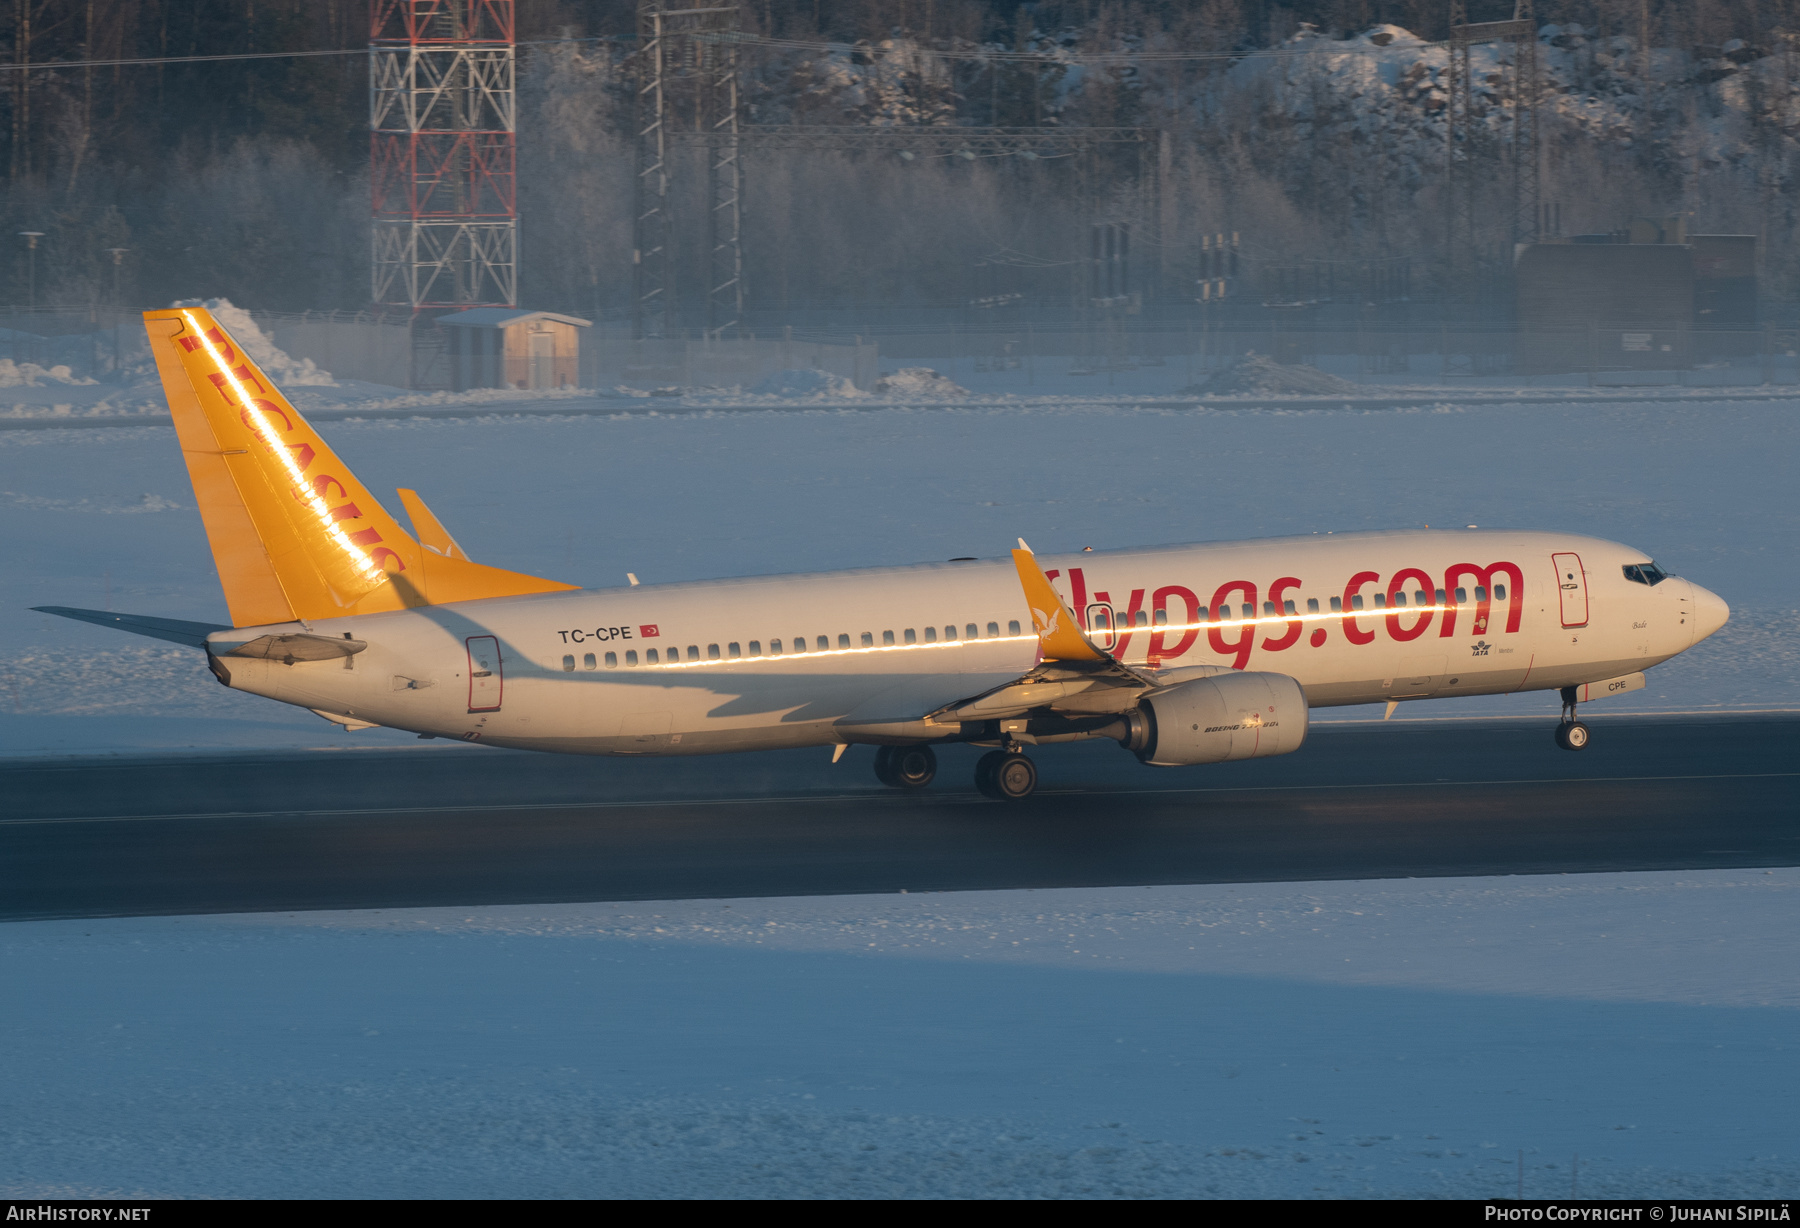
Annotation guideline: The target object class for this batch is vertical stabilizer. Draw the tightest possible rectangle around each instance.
[146,307,576,625]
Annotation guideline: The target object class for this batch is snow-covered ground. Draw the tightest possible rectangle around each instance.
[2,388,1793,754]
[2,331,1796,1201]
[2,870,1796,1198]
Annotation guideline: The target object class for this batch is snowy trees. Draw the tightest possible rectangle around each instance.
[0,1,1796,312]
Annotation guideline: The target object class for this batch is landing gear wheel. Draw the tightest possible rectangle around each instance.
[977,751,1037,801]
[875,745,937,788]
[888,745,937,789]
[1560,720,1591,751]
[974,750,1006,798]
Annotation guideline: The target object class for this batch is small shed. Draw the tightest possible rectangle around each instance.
[436,308,591,392]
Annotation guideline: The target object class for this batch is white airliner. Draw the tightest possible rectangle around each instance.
[37,308,1730,800]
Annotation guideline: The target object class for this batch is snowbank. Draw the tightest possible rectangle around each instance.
[1184,352,1366,397]
[169,297,336,386]
[0,359,95,387]
[748,367,866,398]
[875,367,969,398]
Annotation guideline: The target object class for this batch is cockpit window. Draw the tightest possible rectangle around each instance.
[1622,561,1670,586]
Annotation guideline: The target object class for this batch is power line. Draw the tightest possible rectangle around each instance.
[0,47,365,73]
[0,31,1460,76]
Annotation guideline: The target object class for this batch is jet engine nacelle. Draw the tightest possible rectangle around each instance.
[1123,671,1309,766]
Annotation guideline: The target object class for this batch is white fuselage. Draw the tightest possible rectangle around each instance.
[206,529,1725,756]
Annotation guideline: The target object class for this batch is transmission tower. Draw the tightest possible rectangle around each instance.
[634,2,744,339]
[1445,2,1538,299]
[370,0,518,311]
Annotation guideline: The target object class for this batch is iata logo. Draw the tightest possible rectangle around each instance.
[1471,640,1491,656]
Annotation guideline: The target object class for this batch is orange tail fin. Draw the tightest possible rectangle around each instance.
[145,307,575,626]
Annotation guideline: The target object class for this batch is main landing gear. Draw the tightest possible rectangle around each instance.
[872,743,1040,800]
[874,745,937,789]
[1555,685,1591,751]
[975,749,1038,801]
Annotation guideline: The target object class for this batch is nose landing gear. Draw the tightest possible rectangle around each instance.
[1555,685,1591,751]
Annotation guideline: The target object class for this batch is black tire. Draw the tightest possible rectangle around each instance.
[1553,723,1570,749]
[873,745,898,786]
[1563,720,1591,751]
[974,750,1007,798]
[991,752,1038,801]
[890,745,937,789]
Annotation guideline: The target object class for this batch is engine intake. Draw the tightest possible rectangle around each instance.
[1124,671,1309,766]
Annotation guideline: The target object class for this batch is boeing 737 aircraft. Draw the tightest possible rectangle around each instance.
[36,308,1730,800]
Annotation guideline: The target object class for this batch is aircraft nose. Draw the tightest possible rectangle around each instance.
[1688,581,1730,644]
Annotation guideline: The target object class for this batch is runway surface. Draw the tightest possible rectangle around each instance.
[2,713,1795,921]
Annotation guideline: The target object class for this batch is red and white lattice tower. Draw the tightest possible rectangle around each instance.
[370,1,516,310]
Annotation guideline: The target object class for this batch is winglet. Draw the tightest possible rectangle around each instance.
[397,488,470,561]
[1010,547,1107,662]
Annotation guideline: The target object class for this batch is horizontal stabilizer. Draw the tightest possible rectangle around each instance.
[32,606,227,649]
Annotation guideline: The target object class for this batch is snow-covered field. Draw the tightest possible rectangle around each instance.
[2,870,1796,1199]
[2,386,1793,754]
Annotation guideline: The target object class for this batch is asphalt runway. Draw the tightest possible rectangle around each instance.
[2,713,1795,921]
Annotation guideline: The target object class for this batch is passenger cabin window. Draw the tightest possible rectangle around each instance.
[1307,598,1320,614]
[944,625,957,641]
[728,643,741,658]
[583,653,596,670]
[1434,588,1446,605]
[882,631,895,646]
[1393,593,1406,607]
[966,623,979,640]
[1284,600,1297,615]
[708,644,720,660]
[561,654,575,671]
[687,645,699,661]
[1415,590,1430,605]
[839,634,851,649]
[1134,610,1148,627]
[923,627,936,643]
[1474,586,1487,602]
[1494,584,1507,600]
[818,636,830,651]
[626,650,638,666]
[986,622,999,638]
[1153,608,1168,626]
[861,632,874,647]
[605,651,618,668]
[1241,603,1254,619]
[1262,601,1275,616]
[1372,594,1386,609]
[1455,587,1468,603]
[770,639,782,655]
[903,629,916,644]
[646,648,659,664]
[1330,597,1342,612]
[748,641,761,656]
[1008,620,1021,636]
[1351,595,1364,611]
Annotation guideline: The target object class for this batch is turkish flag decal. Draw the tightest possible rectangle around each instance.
[639,624,660,638]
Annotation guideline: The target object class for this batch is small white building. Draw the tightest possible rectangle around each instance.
[436,308,591,392]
